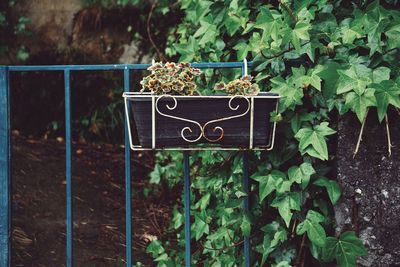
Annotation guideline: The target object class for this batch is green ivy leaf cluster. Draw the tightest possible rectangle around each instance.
[137,0,400,266]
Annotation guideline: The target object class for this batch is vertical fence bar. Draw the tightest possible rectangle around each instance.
[64,69,73,267]
[183,151,191,267]
[123,67,132,266]
[0,66,11,267]
[242,61,251,267]
[243,152,250,267]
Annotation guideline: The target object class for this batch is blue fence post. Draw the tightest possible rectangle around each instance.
[64,69,73,267]
[183,151,191,267]
[123,67,133,267]
[0,66,11,267]
[242,61,251,267]
[243,152,250,267]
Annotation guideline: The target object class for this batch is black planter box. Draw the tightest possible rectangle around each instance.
[124,92,279,149]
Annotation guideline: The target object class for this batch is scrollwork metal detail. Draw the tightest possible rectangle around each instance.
[202,96,250,142]
[155,95,251,143]
[155,95,203,143]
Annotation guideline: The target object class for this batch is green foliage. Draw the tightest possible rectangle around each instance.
[296,210,327,247]
[140,0,400,266]
[314,177,341,205]
[322,231,368,267]
[295,122,336,161]
[0,1,31,61]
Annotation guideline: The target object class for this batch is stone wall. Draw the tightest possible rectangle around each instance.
[2,0,151,64]
[335,109,400,267]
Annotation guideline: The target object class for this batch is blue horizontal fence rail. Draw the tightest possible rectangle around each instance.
[0,61,254,267]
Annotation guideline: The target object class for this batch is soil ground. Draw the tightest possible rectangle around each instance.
[11,133,175,267]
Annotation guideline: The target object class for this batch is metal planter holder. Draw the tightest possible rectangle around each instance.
[123,60,280,151]
[122,60,281,266]
[123,92,280,150]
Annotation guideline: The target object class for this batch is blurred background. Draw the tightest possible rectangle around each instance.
[1,1,181,266]
[1,0,182,143]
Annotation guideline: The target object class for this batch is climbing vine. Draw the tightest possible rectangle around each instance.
[138,0,400,266]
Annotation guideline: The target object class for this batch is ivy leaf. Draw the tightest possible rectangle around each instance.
[372,66,390,83]
[193,15,218,46]
[292,22,310,51]
[295,122,336,161]
[271,192,301,227]
[385,24,400,50]
[257,221,288,265]
[233,41,249,60]
[149,164,162,184]
[288,162,315,189]
[254,6,282,40]
[184,0,212,23]
[316,62,342,98]
[370,80,400,122]
[252,171,289,202]
[0,12,6,26]
[224,14,242,36]
[344,88,376,122]
[292,66,322,91]
[365,15,386,55]
[191,212,209,241]
[194,193,211,210]
[16,46,29,61]
[272,261,292,267]
[340,16,364,44]
[241,214,251,237]
[300,73,322,91]
[314,177,341,205]
[172,207,184,229]
[270,76,304,112]
[253,175,276,202]
[336,65,372,95]
[296,210,327,247]
[174,36,198,62]
[224,2,249,36]
[249,32,270,54]
[154,252,169,262]
[322,231,367,267]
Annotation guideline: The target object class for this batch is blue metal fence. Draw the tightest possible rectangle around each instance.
[0,61,253,267]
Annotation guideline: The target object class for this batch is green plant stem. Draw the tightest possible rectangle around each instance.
[278,0,298,23]
[147,2,167,61]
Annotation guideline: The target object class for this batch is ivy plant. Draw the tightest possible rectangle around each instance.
[139,0,400,266]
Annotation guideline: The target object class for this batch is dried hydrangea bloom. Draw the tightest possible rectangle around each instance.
[178,62,191,68]
[214,82,225,91]
[147,62,163,71]
[172,80,185,91]
[215,76,260,96]
[165,62,176,69]
[161,84,172,93]
[191,68,202,76]
[241,75,253,81]
[180,71,193,81]
[140,61,202,95]
[148,79,157,88]
[245,84,260,96]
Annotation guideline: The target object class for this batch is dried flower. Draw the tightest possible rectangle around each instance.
[140,61,202,95]
[214,76,260,96]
